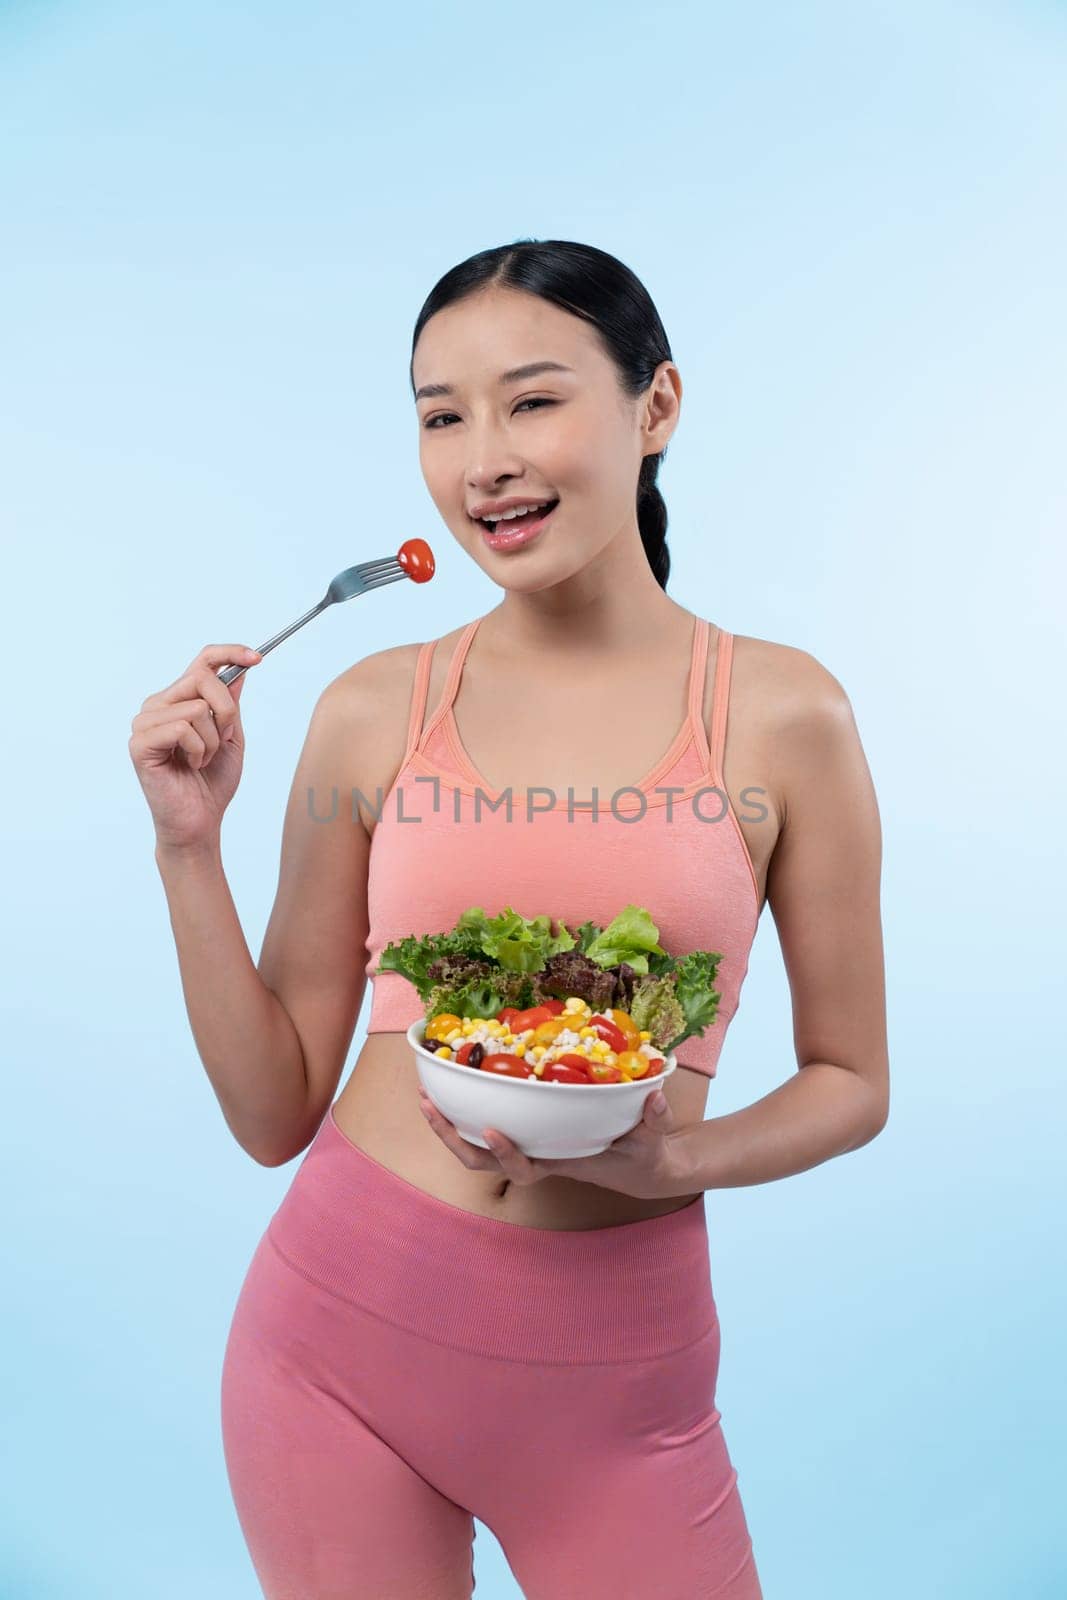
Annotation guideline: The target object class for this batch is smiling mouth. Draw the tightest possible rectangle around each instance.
[475,499,560,532]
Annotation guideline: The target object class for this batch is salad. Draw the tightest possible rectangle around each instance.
[378,904,723,1086]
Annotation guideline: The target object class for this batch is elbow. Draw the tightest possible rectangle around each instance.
[251,1136,304,1168]
[854,1091,889,1148]
[253,1147,290,1169]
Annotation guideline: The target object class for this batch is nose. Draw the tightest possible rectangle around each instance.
[463,413,527,494]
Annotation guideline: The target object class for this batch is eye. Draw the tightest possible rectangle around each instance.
[422,397,557,430]
[515,397,555,414]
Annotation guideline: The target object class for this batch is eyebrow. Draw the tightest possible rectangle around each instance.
[413,360,575,403]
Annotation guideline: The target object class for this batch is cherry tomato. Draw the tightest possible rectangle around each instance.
[532,1016,575,1045]
[454,1040,479,1065]
[553,1053,595,1080]
[541,1062,592,1084]
[509,1005,555,1034]
[607,1009,642,1048]
[426,1012,462,1042]
[589,1014,628,1053]
[586,1061,624,1084]
[640,1055,665,1078]
[479,1052,535,1078]
[396,538,435,583]
[496,1007,521,1027]
[541,998,566,1015]
[615,1049,651,1080]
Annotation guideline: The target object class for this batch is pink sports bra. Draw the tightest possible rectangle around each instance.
[363,612,762,1078]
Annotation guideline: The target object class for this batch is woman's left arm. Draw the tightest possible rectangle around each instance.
[668,650,890,1192]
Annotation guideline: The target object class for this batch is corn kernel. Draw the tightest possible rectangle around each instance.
[513,1042,526,1057]
[578,1026,594,1039]
[487,1020,502,1036]
[445,1028,461,1043]
[531,1045,545,1059]
[434,1046,451,1059]
[639,1030,651,1040]
[564,997,585,1012]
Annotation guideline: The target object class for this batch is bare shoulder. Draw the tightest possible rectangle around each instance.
[729,630,865,826]
[320,638,425,723]
[315,636,458,837]
[731,628,853,722]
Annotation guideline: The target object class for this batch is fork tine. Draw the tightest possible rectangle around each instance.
[356,555,404,575]
[359,568,407,590]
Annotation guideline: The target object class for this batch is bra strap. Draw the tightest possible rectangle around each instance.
[708,629,734,783]
[687,617,713,770]
[418,615,484,744]
[402,640,437,762]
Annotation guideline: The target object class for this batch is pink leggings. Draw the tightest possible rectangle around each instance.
[220,1106,763,1599]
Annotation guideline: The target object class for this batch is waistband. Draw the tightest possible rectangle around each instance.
[265,1107,718,1365]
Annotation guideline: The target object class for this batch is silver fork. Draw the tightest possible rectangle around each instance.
[215,554,409,686]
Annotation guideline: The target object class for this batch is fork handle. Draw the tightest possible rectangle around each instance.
[217,596,331,685]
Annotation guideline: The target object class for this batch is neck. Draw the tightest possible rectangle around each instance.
[483,523,688,657]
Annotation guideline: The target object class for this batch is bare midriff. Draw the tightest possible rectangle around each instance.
[331,1039,716,1229]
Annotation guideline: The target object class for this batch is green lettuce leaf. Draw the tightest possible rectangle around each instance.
[581,904,667,975]
[664,951,722,1052]
[455,904,576,973]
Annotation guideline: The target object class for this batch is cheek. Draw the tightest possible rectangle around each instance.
[553,418,624,499]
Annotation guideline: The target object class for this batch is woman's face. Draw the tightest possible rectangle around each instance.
[412,286,679,591]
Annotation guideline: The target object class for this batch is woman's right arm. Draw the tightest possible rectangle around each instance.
[152,834,310,1166]
[131,641,412,1166]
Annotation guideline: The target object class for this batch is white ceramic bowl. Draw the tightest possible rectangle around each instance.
[407,1019,677,1159]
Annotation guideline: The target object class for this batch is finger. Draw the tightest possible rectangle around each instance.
[644,1089,671,1127]
[193,643,263,677]
[194,665,254,737]
[420,1095,499,1171]
[130,705,215,770]
[138,697,222,740]
[141,646,262,713]
[172,696,225,765]
[134,715,209,771]
[482,1128,552,1185]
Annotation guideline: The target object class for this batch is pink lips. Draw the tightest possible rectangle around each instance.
[480,502,558,551]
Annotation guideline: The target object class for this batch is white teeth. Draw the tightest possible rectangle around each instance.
[482,501,552,522]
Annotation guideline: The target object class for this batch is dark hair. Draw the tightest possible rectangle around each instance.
[409,239,674,590]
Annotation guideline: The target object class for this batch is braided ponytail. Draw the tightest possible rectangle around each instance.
[637,453,670,590]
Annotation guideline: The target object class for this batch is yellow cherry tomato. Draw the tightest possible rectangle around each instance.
[615,1049,651,1080]
[427,1012,463,1040]
[533,1016,574,1044]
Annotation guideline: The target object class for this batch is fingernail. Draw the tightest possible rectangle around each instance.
[653,1092,667,1111]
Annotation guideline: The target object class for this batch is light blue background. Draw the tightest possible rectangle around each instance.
[2,2,1064,1595]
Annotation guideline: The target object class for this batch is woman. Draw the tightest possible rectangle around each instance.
[130,239,889,1598]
